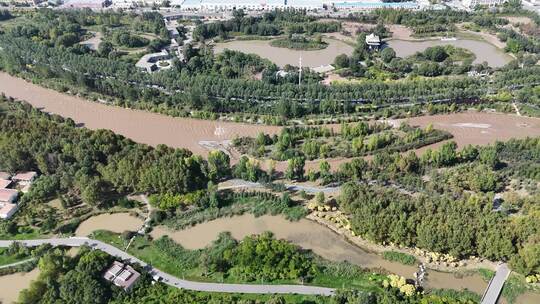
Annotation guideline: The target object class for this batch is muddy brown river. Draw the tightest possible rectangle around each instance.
[1,72,539,162]
[0,268,40,303]
[2,71,540,301]
[75,213,144,236]
[0,73,279,158]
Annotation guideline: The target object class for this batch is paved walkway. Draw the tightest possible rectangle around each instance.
[480,263,511,304]
[0,238,335,296]
[0,258,35,269]
[219,179,340,194]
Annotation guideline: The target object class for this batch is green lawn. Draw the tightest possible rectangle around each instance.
[0,248,30,267]
[382,251,418,266]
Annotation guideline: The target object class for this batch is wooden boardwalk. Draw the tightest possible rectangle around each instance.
[481,263,511,304]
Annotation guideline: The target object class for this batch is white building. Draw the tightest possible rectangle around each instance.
[199,0,286,11]
[0,189,18,204]
[0,203,19,220]
[180,0,324,11]
[462,0,507,8]
[365,33,381,49]
[286,0,324,10]
[135,49,172,72]
[103,261,141,291]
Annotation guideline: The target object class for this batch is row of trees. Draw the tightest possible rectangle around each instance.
[0,9,11,21]
[16,235,476,304]
[327,137,540,276]
[2,31,540,118]
[193,9,339,41]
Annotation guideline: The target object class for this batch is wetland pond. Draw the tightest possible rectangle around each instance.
[387,39,513,68]
[213,38,354,68]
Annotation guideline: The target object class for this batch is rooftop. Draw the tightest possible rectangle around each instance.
[0,189,18,203]
[12,171,38,182]
[103,262,141,291]
[0,179,11,189]
[0,203,19,219]
[0,172,10,180]
[365,33,381,45]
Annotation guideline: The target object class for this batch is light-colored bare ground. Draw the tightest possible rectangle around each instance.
[0,72,280,158]
[75,213,143,236]
[514,292,540,304]
[389,24,415,40]
[503,16,534,25]
[79,31,103,51]
[0,268,40,304]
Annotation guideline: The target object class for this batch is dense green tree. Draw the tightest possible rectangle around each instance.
[285,157,305,181]
[207,150,231,182]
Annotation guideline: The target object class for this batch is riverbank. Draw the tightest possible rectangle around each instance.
[0,268,39,303]
[0,72,280,158]
[307,213,497,274]
[70,211,487,294]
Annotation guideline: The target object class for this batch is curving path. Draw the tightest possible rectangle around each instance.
[0,238,335,296]
[0,258,35,269]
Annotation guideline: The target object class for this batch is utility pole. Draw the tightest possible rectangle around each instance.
[299,55,302,87]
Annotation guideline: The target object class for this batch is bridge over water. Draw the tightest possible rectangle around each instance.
[480,263,511,304]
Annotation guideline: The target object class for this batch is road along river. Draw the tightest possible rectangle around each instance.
[0,238,335,296]
[75,212,489,295]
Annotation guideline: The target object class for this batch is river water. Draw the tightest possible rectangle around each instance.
[387,39,513,68]
[75,213,144,236]
[0,72,279,158]
[74,212,487,294]
[214,38,354,67]
[0,268,40,303]
[2,70,540,301]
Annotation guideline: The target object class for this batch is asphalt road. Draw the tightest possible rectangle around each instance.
[0,238,335,296]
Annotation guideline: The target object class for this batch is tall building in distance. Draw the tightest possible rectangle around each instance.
[462,0,507,8]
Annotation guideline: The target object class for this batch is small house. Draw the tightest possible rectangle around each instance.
[0,203,19,219]
[365,33,381,50]
[12,172,38,185]
[103,261,141,292]
[0,179,12,189]
[0,189,18,203]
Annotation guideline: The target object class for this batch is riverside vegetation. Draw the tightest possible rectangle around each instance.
[0,6,540,303]
[232,122,452,161]
[0,9,538,122]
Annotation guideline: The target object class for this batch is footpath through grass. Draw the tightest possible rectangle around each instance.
[0,248,31,266]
